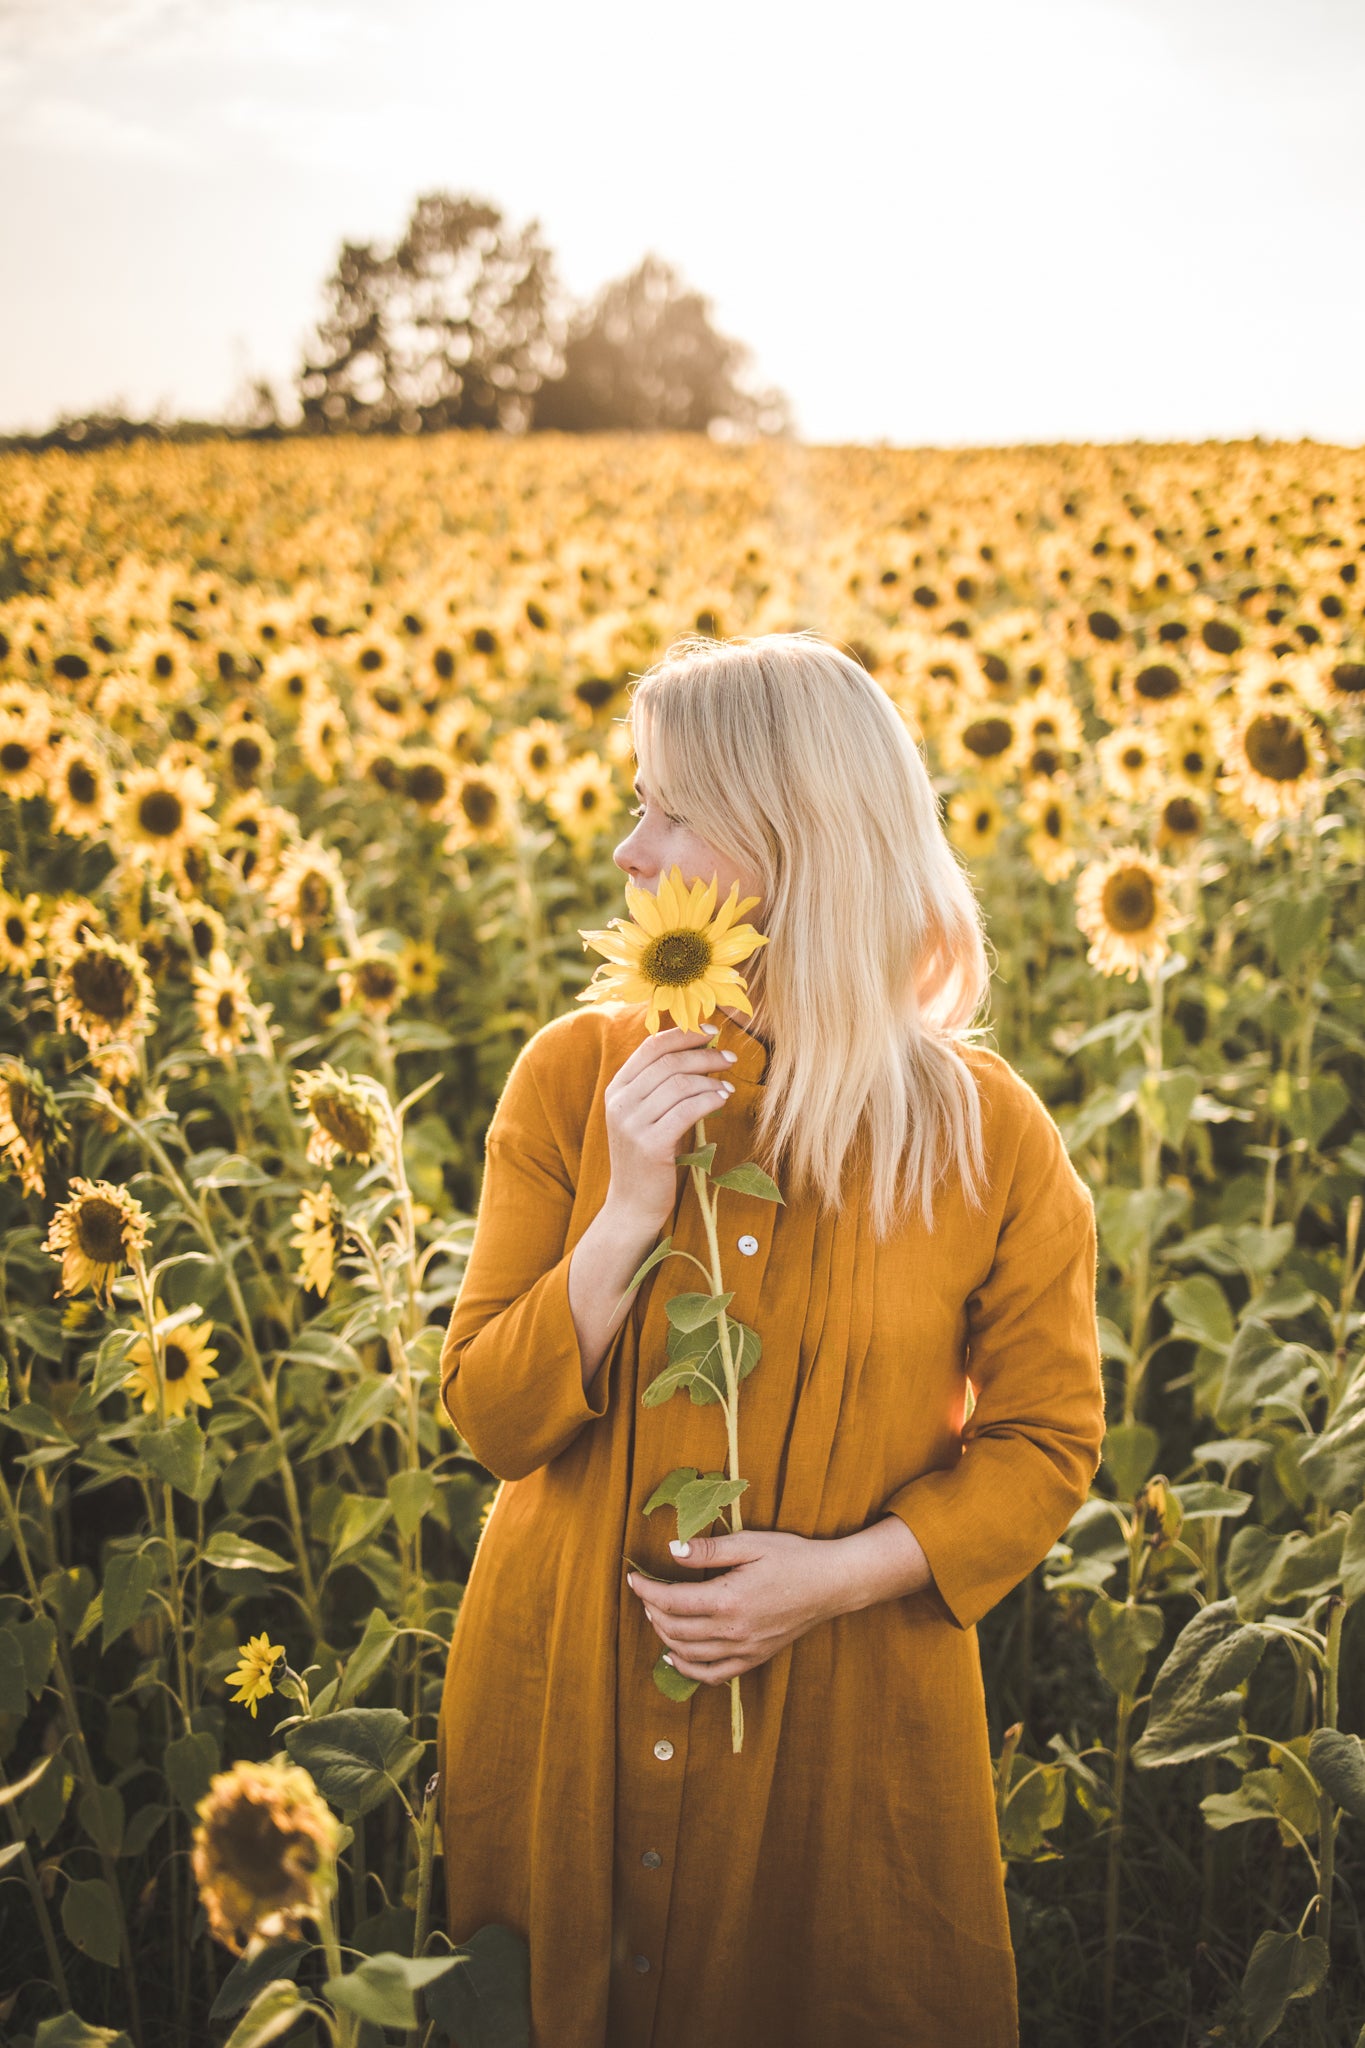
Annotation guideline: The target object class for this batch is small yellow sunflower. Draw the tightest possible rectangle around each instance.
[125,1295,219,1418]
[296,689,352,783]
[52,929,157,1053]
[115,753,217,877]
[226,1633,284,1718]
[218,716,275,793]
[266,839,344,951]
[544,753,622,848]
[192,949,253,1057]
[1020,788,1080,882]
[1074,848,1175,981]
[440,762,521,853]
[1097,723,1167,805]
[578,864,769,1035]
[398,938,442,999]
[1155,788,1208,858]
[940,701,1023,781]
[43,1177,152,1302]
[948,786,1006,859]
[192,1758,341,1955]
[497,716,569,800]
[1215,699,1325,821]
[0,711,52,800]
[289,1183,345,1298]
[47,737,115,836]
[0,890,46,975]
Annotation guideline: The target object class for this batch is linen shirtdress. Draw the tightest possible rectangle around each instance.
[436,999,1105,2048]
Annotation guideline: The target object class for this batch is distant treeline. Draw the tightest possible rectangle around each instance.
[3,192,792,454]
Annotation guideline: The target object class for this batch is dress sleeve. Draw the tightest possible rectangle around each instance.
[438,1039,613,1482]
[880,1106,1105,1632]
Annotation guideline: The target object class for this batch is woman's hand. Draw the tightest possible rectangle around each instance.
[602,1022,738,1232]
[625,1530,854,1684]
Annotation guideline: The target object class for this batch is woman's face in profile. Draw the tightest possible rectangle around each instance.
[613,768,766,927]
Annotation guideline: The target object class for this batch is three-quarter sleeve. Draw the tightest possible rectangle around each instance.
[881,1098,1105,1631]
[439,1040,613,1482]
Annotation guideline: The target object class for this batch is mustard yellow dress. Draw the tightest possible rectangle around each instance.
[437,1001,1104,2048]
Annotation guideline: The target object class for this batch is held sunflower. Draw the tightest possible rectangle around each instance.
[577,865,769,1034]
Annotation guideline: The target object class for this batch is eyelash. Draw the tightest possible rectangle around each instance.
[630,802,683,827]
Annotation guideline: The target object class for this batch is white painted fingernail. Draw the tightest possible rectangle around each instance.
[662,1653,675,1666]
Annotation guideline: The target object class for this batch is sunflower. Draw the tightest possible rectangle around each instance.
[192,949,253,1057]
[52,929,157,1053]
[130,631,196,697]
[1215,698,1325,822]
[217,715,275,793]
[948,786,1005,859]
[125,1295,219,1418]
[0,1057,67,1197]
[1326,655,1365,713]
[544,753,621,849]
[179,896,230,968]
[940,701,1023,781]
[115,752,217,879]
[266,838,344,951]
[1162,711,1218,789]
[497,716,569,801]
[440,762,521,853]
[1074,849,1175,981]
[1097,723,1167,805]
[353,668,419,746]
[0,890,46,975]
[260,649,328,720]
[296,689,352,783]
[578,864,769,1034]
[289,1183,346,1297]
[226,1633,284,1718]
[192,1759,341,1956]
[398,747,458,821]
[46,737,115,836]
[1155,788,1208,858]
[0,711,52,801]
[1119,655,1191,719]
[1020,788,1080,882]
[430,694,492,763]
[1017,689,1083,781]
[398,938,442,998]
[43,1177,152,1302]
[329,940,405,1020]
[219,791,296,890]
[293,1063,386,1168]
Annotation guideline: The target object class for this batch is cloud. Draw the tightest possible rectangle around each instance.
[12,92,194,163]
[0,0,395,70]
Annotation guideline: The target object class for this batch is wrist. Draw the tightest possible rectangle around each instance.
[826,1515,933,1616]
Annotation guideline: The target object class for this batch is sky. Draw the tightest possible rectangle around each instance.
[2,0,1363,447]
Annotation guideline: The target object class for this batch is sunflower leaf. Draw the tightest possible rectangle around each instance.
[710,1162,784,1203]
[642,1467,700,1516]
[664,1290,733,1333]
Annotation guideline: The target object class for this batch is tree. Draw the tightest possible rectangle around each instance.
[296,193,561,435]
[531,254,790,439]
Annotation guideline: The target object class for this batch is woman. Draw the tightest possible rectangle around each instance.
[437,631,1105,2048]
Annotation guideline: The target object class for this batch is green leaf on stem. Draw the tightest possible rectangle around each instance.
[1132,1599,1268,1768]
[35,2016,134,2048]
[663,1290,734,1333]
[324,1952,459,2028]
[201,1533,292,1574]
[422,1921,531,2044]
[652,1652,701,1702]
[1307,1727,1365,1822]
[285,1707,423,1818]
[710,1161,784,1202]
[1102,1423,1159,1499]
[1087,1597,1164,1698]
[642,1468,699,1516]
[670,1474,748,1544]
[60,1876,122,1967]
[676,1143,716,1171]
[302,1376,397,1459]
[1241,1930,1328,2046]
[388,1468,437,1540]
[223,1981,311,2048]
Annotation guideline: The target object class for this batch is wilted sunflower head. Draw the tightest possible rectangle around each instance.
[0,1057,67,1198]
[329,942,405,1021]
[192,1759,341,1955]
[289,1182,346,1298]
[1074,848,1175,982]
[292,1062,387,1168]
[43,1176,152,1303]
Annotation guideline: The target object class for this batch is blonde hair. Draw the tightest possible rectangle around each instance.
[625,630,991,1239]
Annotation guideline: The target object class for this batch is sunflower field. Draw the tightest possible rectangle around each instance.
[0,431,1362,2048]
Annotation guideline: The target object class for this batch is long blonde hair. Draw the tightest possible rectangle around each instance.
[626,630,991,1239]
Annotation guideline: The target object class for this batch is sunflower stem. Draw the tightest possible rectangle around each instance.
[689,1110,746,1755]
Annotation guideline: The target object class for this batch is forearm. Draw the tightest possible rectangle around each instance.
[566,1196,664,1394]
[826,1512,936,1616]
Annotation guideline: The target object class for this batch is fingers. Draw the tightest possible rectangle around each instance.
[627,1571,730,1618]
[663,1650,756,1685]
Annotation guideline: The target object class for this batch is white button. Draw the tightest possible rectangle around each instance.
[632,1954,651,1974]
[738,1234,759,1256]
[652,1738,674,1761]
